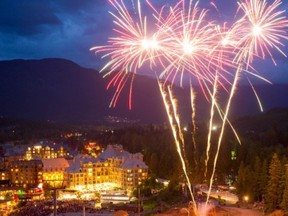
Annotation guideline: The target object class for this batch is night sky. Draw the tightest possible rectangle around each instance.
[1,0,288,83]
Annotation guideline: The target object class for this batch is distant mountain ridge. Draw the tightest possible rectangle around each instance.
[0,58,287,124]
[0,58,167,124]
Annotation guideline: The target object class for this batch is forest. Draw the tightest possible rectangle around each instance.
[1,108,288,212]
[98,108,288,213]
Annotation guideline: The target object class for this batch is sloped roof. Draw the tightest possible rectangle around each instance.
[42,158,69,170]
[99,147,130,160]
[120,158,148,169]
[66,155,102,173]
[66,160,81,173]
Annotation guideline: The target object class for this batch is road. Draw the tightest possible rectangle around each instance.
[222,207,263,216]
[154,206,264,216]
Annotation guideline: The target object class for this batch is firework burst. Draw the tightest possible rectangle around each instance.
[90,0,163,108]
[91,0,288,215]
[235,0,288,65]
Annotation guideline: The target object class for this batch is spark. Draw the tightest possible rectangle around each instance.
[158,81,197,215]
[91,0,288,215]
[248,78,264,112]
[206,0,288,207]
[205,74,218,179]
[236,0,288,65]
[90,0,162,108]
[190,82,197,151]
[168,86,187,163]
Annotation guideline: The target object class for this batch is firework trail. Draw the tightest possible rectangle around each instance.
[158,81,197,215]
[92,0,288,215]
[190,82,197,152]
[206,0,288,206]
[168,86,188,166]
[248,78,264,112]
[90,0,162,108]
[204,74,218,180]
[203,22,239,181]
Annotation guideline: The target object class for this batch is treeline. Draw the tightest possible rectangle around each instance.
[236,153,288,213]
[98,110,288,214]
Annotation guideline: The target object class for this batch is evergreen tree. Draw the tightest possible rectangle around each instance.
[236,161,254,198]
[236,161,246,195]
[281,164,288,213]
[278,157,287,208]
[259,159,268,202]
[266,153,282,212]
[252,156,262,201]
[149,153,159,175]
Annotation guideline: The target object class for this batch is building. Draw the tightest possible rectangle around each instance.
[42,158,70,188]
[7,145,148,193]
[66,145,148,192]
[9,160,43,188]
[0,169,10,187]
[120,155,148,189]
[66,155,116,191]
[25,145,70,160]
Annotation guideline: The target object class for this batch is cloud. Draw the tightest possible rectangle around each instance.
[0,0,112,67]
[0,0,287,84]
[0,1,61,36]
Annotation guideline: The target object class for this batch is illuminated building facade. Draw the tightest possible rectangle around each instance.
[42,158,70,188]
[0,169,10,187]
[4,144,148,194]
[0,169,9,182]
[120,154,148,189]
[10,160,43,188]
[67,145,148,192]
[25,145,69,160]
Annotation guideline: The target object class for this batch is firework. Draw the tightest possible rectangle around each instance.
[90,0,163,108]
[206,0,288,206]
[91,0,288,215]
[235,0,288,65]
[155,1,224,86]
[158,81,197,215]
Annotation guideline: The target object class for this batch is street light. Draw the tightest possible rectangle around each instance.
[243,195,249,208]
[244,195,249,202]
[44,179,65,216]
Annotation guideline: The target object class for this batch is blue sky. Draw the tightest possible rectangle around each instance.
[0,0,288,83]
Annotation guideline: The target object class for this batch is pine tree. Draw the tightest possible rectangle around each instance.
[236,161,246,195]
[279,158,287,208]
[259,159,268,202]
[236,161,254,198]
[280,164,288,213]
[252,156,262,201]
[266,153,282,212]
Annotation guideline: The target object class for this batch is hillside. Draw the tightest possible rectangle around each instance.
[0,58,287,124]
[0,58,166,124]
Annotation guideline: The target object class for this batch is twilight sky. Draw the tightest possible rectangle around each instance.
[1,0,288,83]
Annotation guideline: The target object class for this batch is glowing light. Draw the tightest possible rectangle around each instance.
[141,38,159,50]
[91,0,288,215]
[244,195,249,202]
[252,24,262,36]
[183,40,195,54]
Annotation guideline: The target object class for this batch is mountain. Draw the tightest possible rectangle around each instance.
[0,58,287,124]
[233,107,288,134]
[0,58,167,124]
